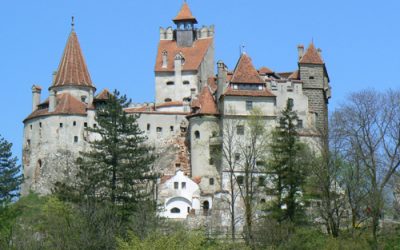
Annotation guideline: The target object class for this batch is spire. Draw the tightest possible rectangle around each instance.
[51,25,94,89]
[299,42,324,65]
[231,54,264,84]
[173,2,197,24]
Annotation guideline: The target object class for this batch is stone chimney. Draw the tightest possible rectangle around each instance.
[162,51,168,68]
[174,53,183,86]
[297,44,304,61]
[49,90,56,112]
[88,88,94,106]
[31,85,42,111]
[52,71,57,84]
[216,60,227,100]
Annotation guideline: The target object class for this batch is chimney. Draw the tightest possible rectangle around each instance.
[174,53,183,85]
[88,88,94,106]
[49,90,56,112]
[52,71,57,84]
[216,60,227,100]
[31,85,42,111]
[162,51,168,68]
[190,88,196,101]
[297,44,304,61]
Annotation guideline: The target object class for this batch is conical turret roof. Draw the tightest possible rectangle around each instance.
[52,30,94,89]
[299,42,324,65]
[173,2,197,24]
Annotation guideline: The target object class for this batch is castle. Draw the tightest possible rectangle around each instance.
[22,3,331,225]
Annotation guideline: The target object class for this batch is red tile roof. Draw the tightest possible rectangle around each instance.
[95,89,111,100]
[223,86,275,97]
[258,66,273,75]
[299,43,324,65]
[24,93,87,121]
[197,86,218,115]
[52,30,94,89]
[288,70,300,80]
[156,101,183,108]
[155,38,213,72]
[207,77,218,93]
[277,72,293,79]
[231,54,264,84]
[173,2,197,23]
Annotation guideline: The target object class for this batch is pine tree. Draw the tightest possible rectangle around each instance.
[0,135,23,206]
[268,100,307,223]
[59,90,157,218]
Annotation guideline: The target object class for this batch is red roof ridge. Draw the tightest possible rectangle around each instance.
[258,66,273,75]
[231,53,264,84]
[197,85,218,115]
[299,43,324,65]
[95,89,111,100]
[52,30,95,89]
[173,2,197,23]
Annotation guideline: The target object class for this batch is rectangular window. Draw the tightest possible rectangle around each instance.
[297,119,303,129]
[73,121,76,126]
[174,182,179,189]
[74,136,78,143]
[59,123,63,128]
[175,163,181,168]
[209,158,214,165]
[288,98,294,108]
[84,122,88,128]
[246,101,253,111]
[237,176,244,185]
[166,81,175,85]
[236,125,244,135]
[27,139,31,146]
[181,182,186,189]
[39,122,42,128]
[30,125,32,130]
[209,178,214,185]
[93,124,97,128]
[170,126,174,132]
[156,127,162,132]
[147,123,150,131]
[258,176,266,186]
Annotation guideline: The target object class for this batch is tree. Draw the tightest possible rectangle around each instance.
[268,100,307,224]
[332,89,400,244]
[57,90,157,220]
[0,134,23,205]
[235,108,269,246]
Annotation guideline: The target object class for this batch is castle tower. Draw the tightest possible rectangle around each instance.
[22,23,98,195]
[155,2,214,105]
[188,85,220,193]
[298,43,331,134]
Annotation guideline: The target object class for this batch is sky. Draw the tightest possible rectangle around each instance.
[1,0,400,160]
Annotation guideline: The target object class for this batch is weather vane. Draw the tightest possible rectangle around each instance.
[71,16,75,30]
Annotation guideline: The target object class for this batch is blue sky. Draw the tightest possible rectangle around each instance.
[1,0,400,160]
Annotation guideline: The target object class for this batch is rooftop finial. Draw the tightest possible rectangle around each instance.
[71,16,75,30]
[240,44,246,55]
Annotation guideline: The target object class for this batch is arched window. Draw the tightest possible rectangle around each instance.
[34,159,42,183]
[164,98,172,102]
[203,201,210,215]
[171,207,180,213]
[194,130,200,139]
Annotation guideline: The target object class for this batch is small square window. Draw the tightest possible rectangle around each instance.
[174,182,179,189]
[74,136,78,143]
[235,153,240,161]
[73,121,76,126]
[175,163,181,168]
[93,124,97,128]
[147,124,151,131]
[181,182,186,189]
[183,80,190,85]
[59,123,63,128]
[236,125,244,135]
[246,101,253,111]
[156,127,162,132]
[170,126,174,132]
[84,122,88,128]
[258,176,265,186]
[288,98,294,108]
[27,139,31,146]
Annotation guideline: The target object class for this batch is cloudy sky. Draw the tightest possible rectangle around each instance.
[1,0,400,159]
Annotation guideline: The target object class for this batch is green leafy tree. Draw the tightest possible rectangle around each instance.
[268,100,308,224]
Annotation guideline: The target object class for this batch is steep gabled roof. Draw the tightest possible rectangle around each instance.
[299,43,324,65]
[155,38,213,72]
[258,66,273,75]
[173,2,197,24]
[95,88,111,100]
[197,86,218,115]
[231,54,264,84]
[52,30,94,89]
